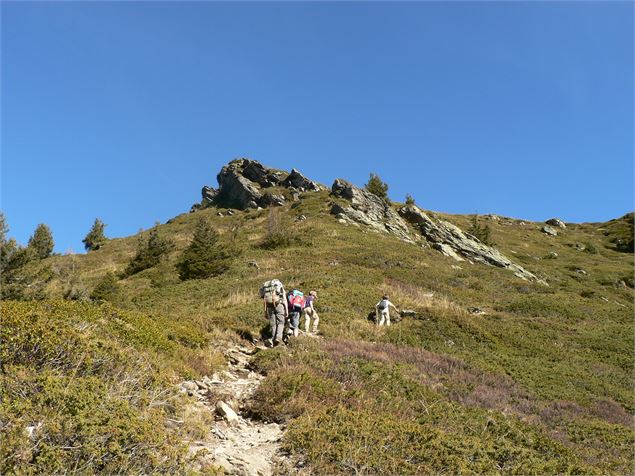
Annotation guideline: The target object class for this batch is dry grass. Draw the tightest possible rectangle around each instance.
[383,278,467,316]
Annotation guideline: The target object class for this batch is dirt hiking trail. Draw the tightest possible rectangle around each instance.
[180,343,290,476]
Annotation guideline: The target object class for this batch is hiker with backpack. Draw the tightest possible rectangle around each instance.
[303,290,319,334]
[287,289,305,338]
[260,279,288,347]
[375,294,399,326]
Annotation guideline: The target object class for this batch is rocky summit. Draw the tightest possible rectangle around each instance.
[193,158,323,211]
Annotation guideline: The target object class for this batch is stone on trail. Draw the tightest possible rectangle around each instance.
[216,401,240,426]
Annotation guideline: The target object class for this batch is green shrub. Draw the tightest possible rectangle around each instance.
[90,272,120,302]
[0,300,193,474]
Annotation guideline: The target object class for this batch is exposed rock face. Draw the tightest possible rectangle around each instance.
[330,179,415,243]
[195,158,323,210]
[398,205,546,284]
[546,218,566,229]
[541,225,558,236]
[281,168,323,191]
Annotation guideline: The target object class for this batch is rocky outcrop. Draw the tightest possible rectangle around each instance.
[281,168,323,191]
[546,218,566,229]
[330,179,415,243]
[398,205,546,284]
[195,158,324,210]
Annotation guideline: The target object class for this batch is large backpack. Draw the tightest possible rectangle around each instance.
[289,290,305,311]
[260,279,284,307]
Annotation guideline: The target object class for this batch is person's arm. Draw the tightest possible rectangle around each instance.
[282,288,289,316]
[390,302,399,313]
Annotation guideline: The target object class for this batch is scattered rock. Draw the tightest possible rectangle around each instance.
[467,307,487,315]
[399,309,418,318]
[544,251,558,259]
[215,401,240,426]
[541,225,558,236]
[226,209,234,216]
[248,261,261,270]
[574,243,586,251]
[546,218,566,229]
[330,179,415,243]
[261,192,286,207]
[451,265,463,270]
[398,205,546,284]
[573,267,588,275]
[295,214,307,221]
[217,212,224,217]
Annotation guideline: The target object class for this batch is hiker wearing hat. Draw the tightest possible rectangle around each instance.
[375,294,399,326]
[303,290,320,334]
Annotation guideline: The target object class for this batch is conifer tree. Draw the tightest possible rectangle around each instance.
[365,173,390,203]
[83,218,108,251]
[405,194,416,206]
[177,218,230,280]
[124,225,174,277]
[27,223,54,259]
[467,214,494,246]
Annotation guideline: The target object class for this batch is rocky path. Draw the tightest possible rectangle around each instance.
[179,344,286,475]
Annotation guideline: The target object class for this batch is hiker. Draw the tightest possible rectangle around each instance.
[303,290,319,334]
[287,289,305,338]
[375,294,399,326]
[260,279,288,347]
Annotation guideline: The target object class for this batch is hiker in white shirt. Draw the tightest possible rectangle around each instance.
[375,294,399,326]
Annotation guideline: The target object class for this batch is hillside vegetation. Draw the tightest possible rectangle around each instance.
[2,180,633,474]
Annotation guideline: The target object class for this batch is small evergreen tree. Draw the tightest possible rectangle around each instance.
[467,214,494,246]
[124,225,174,277]
[83,218,108,251]
[365,173,390,203]
[405,194,416,206]
[28,224,54,259]
[0,214,48,300]
[91,272,120,302]
[177,218,230,280]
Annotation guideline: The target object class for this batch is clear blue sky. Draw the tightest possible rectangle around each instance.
[2,1,633,253]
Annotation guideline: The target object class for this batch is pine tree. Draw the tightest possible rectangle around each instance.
[124,225,174,277]
[405,194,416,206]
[83,218,108,251]
[365,173,390,203]
[177,218,231,280]
[467,214,494,246]
[27,223,54,259]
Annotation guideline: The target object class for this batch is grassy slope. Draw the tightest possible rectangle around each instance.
[5,191,634,474]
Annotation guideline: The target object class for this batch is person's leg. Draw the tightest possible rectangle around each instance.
[304,309,311,333]
[386,310,391,326]
[273,304,286,344]
[267,306,276,345]
[289,311,299,337]
[379,310,387,326]
[312,310,320,333]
